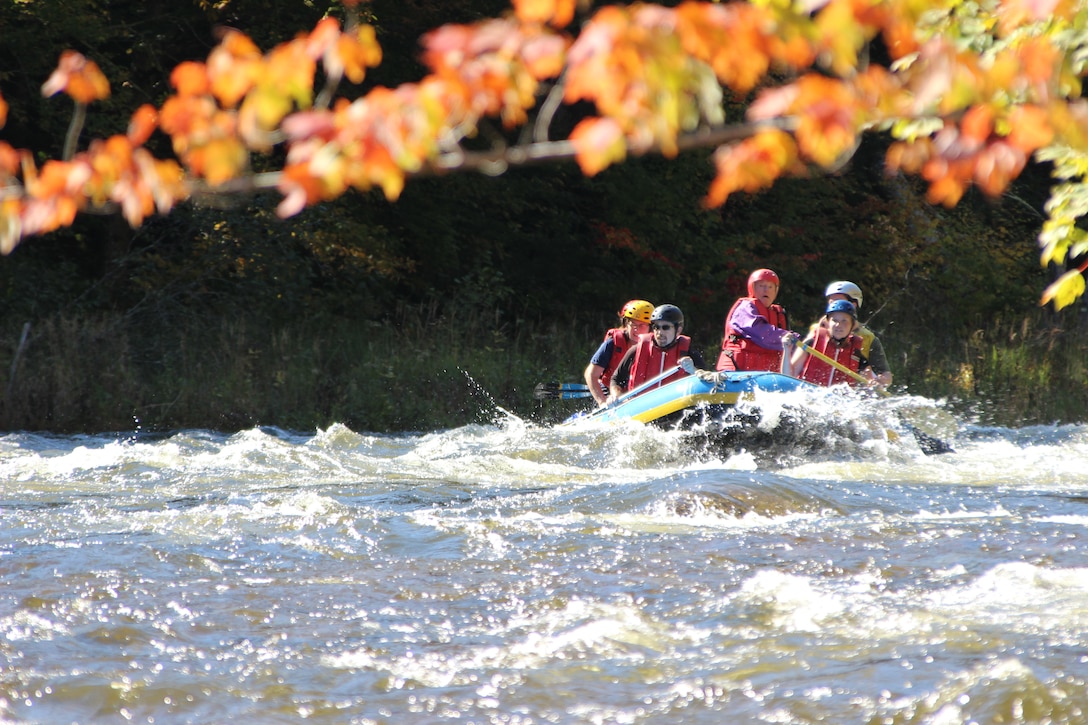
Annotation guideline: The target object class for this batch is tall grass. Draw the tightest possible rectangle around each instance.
[0,303,593,433]
[0,305,1084,433]
[888,311,1088,426]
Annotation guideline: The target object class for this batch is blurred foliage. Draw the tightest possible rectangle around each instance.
[0,0,1081,432]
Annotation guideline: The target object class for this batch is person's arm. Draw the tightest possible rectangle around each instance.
[583,363,607,404]
[865,336,893,386]
[688,348,707,370]
[607,346,637,401]
[584,339,615,404]
[780,334,806,377]
[731,301,792,350]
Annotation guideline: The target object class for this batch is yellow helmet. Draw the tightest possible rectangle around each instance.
[619,299,654,324]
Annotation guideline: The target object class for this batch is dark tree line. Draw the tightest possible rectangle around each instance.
[0,0,1072,432]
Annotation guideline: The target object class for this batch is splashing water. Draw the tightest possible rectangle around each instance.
[2,392,1087,723]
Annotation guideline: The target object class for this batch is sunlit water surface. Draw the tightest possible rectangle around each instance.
[3,389,1088,724]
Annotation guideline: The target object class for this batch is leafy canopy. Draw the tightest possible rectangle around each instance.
[2,0,1088,307]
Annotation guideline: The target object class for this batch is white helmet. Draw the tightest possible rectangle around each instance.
[825,281,863,309]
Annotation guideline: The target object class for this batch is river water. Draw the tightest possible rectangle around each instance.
[2,388,1087,724]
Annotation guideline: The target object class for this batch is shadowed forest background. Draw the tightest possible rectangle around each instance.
[0,0,1083,433]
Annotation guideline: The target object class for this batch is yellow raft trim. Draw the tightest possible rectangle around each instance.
[627,392,742,424]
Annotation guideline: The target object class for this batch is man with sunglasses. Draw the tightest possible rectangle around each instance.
[607,304,705,402]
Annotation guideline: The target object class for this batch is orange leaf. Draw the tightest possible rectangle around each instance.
[170,62,209,97]
[0,93,7,129]
[335,25,383,84]
[1006,104,1053,152]
[885,139,931,176]
[41,51,110,104]
[0,142,19,176]
[881,17,918,60]
[570,118,627,176]
[960,105,993,145]
[0,198,23,255]
[997,0,1064,34]
[705,130,798,208]
[513,0,576,28]
[127,105,158,146]
[1017,37,1059,86]
[207,30,263,108]
[922,159,967,207]
[768,75,858,167]
[972,141,1025,196]
[194,137,248,186]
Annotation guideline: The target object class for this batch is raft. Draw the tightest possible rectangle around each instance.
[562,368,955,456]
[565,370,815,426]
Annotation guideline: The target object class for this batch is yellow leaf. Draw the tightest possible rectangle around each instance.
[1040,269,1086,309]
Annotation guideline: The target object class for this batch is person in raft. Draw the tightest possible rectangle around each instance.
[583,299,654,405]
[608,304,706,400]
[717,268,795,372]
[781,299,873,386]
[820,280,893,386]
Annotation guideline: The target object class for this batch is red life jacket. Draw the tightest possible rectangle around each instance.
[628,333,691,391]
[717,297,789,372]
[598,327,633,390]
[800,327,865,386]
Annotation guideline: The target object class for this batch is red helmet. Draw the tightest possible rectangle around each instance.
[747,268,780,297]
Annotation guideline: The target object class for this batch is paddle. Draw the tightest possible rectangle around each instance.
[798,340,888,393]
[582,363,684,418]
[534,382,594,400]
[796,340,955,454]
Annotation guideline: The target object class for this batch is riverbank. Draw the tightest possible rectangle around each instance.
[0,305,1083,433]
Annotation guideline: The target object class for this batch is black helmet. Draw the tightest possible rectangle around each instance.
[650,304,684,327]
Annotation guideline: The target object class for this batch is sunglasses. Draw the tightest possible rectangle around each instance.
[651,323,675,331]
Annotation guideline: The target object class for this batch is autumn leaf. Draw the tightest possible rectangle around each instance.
[705,129,799,208]
[960,105,994,145]
[41,51,110,104]
[1006,104,1054,153]
[885,138,932,176]
[997,0,1069,35]
[812,0,870,77]
[0,198,22,255]
[513,0,577,28]
[570,117,627,176]
[1041,269,1086,310]
[335,25,383,84]
[1017,37,1060,87]
[207,30,263,109]
[750,75,859,168]
[127,105,158,146]
[170,62,210,97]
[973,141,1026,196]
[0,142,19,177]
[922,158,968,206]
